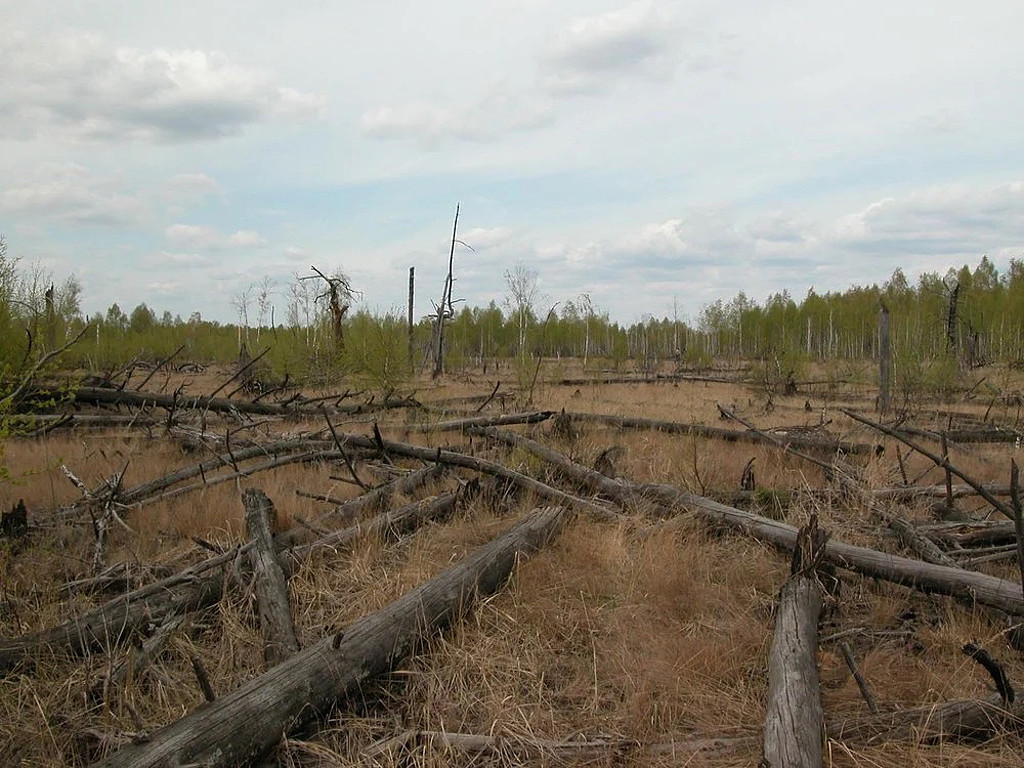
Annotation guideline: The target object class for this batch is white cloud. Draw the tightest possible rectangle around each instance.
[165,173,221,201]
[164,223,267,249]
[362,82,553,147]
[541,2,678,94]
[0,29,325,143]
[0,163,145,225]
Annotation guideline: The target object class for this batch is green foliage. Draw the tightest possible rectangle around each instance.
[342,311,409,392]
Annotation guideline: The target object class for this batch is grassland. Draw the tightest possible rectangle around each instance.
[2,360,1024,766]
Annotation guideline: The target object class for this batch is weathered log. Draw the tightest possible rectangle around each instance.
[0,473,449,675]
[843,408,1016,520]
[562,410,877,455]
[872,503,960,568]
[405,410,554,433]
[763,516,827,768]
[475,427,1024,614]
[0,547,237,674]
[92,613,185,702]
[648,484,1024,615]
[916,519,1017,547]
[243,490,300,667]
[830,693,1024,744]
[331,431,621,522]
[92,506,566,768]
[277,464,445,548]
[288,491,459,563]
[69,385,419,419]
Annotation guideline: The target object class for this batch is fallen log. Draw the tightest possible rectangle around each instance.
[915,520,1018,548]
[830,693,1024,744]
[243,490,300,667]
[327,431,622,522]
[562,411,877,455]
[763,515,828,768]
[92,506,566,768]
[474,428,1024,615]
[0,472,450,675]
[405,410,555,434]
[843,408,1016,521]
[69,385,419,419]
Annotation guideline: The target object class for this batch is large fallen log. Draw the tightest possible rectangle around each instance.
[763,516,828,768]
[92,506,566,768]
[561,411,877,455]
[475,427,1024,615]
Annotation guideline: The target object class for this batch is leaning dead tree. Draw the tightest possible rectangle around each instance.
[301,266,359,352]
[428,204,471,378]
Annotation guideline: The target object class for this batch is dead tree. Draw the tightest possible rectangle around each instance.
[878,300,891,414]
[429,204,471,378]
[302,266,358,352]
[93,506,566,768]
[763,514,829,768]
[243,490,300,667]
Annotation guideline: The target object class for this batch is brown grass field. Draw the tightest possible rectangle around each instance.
[2,359,1024,766]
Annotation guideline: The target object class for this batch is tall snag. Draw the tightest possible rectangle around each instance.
[302,266,358,352]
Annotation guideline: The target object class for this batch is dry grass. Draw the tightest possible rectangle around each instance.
[3,363,1024,766]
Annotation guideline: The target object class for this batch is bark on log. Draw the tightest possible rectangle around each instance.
[243,490,300,667]
[474,427,1024,614]
[0,548,235,674]
[763,517,827,768]
[915,520,1018,547]
[92,506,566,768]
[562,411,877,455]
[1,474,449,675]
[829,693,1024,744]
[69,385,418,419]
[405,410,554,434]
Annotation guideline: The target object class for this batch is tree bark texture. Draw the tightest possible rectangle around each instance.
[763,576,824,767]
[92,506,565,768]
[1,475,449,675]
[243,489,300,667]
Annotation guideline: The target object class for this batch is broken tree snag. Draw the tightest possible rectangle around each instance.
[763,514,828,768]
[243,489,300,667]
[93,506,566,768]
[878,300,891,415]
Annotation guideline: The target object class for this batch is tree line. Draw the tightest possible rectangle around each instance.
[2,232,1023,388]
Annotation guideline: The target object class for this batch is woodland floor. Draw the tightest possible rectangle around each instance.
[2,358,1024,766]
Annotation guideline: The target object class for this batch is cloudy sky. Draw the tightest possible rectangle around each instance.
[2,1,1023,325]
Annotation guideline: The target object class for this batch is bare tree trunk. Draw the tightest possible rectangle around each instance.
[878,301,891,415]
[243,490,300,667]
[432,205,460,379]
[408,266,415,374]
[93,507,566,768]
[763,517,827,768]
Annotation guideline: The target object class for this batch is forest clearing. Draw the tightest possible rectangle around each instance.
[3,352,1024,767]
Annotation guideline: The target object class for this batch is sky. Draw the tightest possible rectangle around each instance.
[1,0,1023,326]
